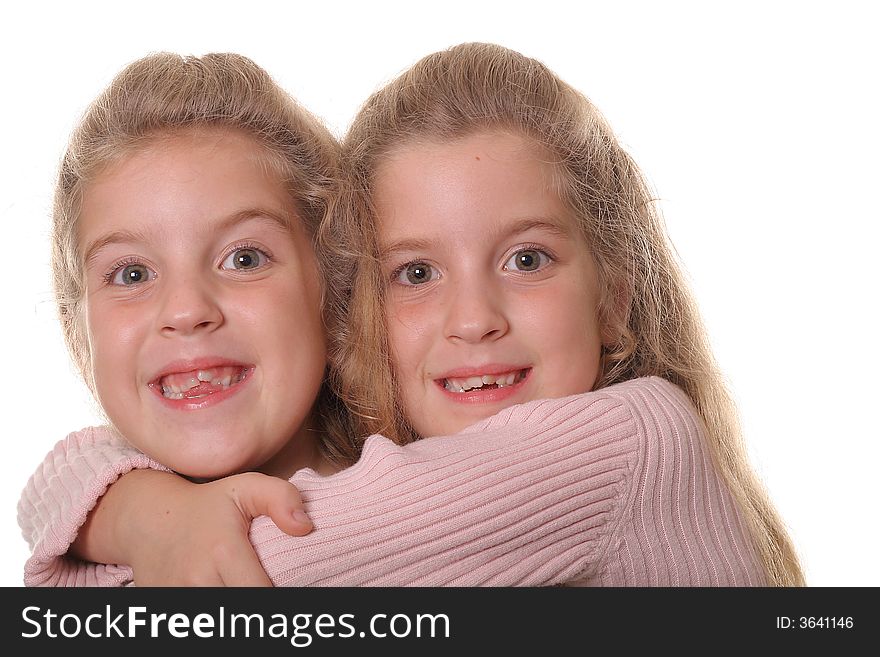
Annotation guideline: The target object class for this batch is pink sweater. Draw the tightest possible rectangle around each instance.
[17,377,765,586]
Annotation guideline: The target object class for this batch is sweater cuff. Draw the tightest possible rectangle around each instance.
[22,447,169,587]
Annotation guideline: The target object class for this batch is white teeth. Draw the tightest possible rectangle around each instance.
[163,377,199,393]
[161,385,184,399]
[159,366,245,399]
[444,370,525,393]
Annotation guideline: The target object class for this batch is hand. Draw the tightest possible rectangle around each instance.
[76,470,312,586]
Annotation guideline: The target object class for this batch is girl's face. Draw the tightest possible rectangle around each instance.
[79,130,327,479]
[375,130,604,437]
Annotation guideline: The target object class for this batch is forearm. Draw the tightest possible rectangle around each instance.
[20,426,312,587]
[252,389,642,586]
[71,469,193,566]
[18,426,170,586]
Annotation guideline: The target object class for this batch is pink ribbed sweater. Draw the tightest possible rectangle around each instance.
[17,377,765,586]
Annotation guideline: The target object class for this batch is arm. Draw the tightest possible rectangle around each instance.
[18,427,311,587]
[252,382,648,586]
[17,426,169,586]
[75,470,312,586]
[252,376,764,587]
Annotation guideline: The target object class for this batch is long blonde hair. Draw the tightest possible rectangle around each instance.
[52,52,359,466]
[324,42,804,585]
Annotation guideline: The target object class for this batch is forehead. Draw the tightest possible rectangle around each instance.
[77,129,300,250]
[88,128,286,197]
[373,130,573,242]
[377,130,554,186]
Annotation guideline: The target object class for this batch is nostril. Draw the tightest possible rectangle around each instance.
[160,312,223,336]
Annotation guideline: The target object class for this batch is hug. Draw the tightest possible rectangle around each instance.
[19,44,803,587]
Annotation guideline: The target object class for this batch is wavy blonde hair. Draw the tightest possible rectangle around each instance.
[52,52,359,467]
[324,42,804,585]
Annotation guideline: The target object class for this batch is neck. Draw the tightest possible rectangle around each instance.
[257,418,336,479]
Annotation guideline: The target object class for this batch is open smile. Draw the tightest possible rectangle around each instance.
[441,368,529,393]
[154,365,249,400]
[433,367,531,405]
[148,361,254,410]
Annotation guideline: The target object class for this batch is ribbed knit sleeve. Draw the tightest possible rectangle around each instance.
[250,377,764,586]
[17,426,170,587]
[251,382,642,585]
[587,378,765,586]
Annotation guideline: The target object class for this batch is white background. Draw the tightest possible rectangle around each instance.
[1,0,877,587]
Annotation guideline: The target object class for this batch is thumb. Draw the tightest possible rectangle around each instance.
[232,472,314,537]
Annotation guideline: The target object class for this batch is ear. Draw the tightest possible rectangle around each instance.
[600,277,631,348]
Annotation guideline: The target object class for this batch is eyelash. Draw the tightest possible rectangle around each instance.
[503,243,555,272]
[220,241,273,271]
[101,242,273,286]
[390,260,440,287]
[389,243,556,287]
[103,257,152,286]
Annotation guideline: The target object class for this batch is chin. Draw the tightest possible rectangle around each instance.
[149,436,259,479]
[172,455,252,481]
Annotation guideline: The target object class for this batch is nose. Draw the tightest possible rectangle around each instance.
[157,276,224,337]
[443,278,509,344]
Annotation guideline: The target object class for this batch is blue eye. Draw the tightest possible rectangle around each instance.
[504,248,551,272]
[110,263,154,286]
[396,262,439,286]
[221,247,268,271]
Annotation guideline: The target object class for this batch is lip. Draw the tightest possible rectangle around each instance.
[148,356,254,412]
[435,363,530,379]
[433,365,531,405]
[149,357,252,383]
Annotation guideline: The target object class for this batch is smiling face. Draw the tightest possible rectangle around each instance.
[79,129,327,478]
[374,130,605,437]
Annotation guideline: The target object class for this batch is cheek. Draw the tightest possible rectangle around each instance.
[385,300,432,377]
[518,279,599,334]
[262,283,326,356]
[84,302,150,423]
[85,301,145,375]
[521,283,602,384]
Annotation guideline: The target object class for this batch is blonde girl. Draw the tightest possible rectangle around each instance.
[325,42,803,586]
[21,52,359,584]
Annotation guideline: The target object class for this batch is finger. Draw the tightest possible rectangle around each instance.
[233,473,313,536]
[266,496,314,537]
[263,481,313,536]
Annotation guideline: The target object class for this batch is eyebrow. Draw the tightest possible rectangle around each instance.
[379,216,574,260]
[499,217,574,241]
[82,207,294,267]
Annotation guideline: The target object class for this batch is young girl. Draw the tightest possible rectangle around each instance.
[17,51,359,585]
[20,44,804,586]
[319,41,803,586]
